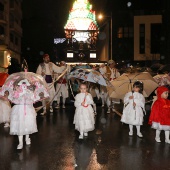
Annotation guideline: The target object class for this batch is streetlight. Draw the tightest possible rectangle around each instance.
[98,13,113,60]
[98,14,103,20]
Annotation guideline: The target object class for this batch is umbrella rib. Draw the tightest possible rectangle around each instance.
[118,82,129,87]
[117,75,131,88]
[131,73,141,81]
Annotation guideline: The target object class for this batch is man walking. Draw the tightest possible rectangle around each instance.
[54,61,69,109]
[36,54,61,115]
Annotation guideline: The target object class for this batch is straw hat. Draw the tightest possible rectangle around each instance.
[107,60,115,65]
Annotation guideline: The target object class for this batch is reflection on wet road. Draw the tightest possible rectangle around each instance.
[0,103,170,170]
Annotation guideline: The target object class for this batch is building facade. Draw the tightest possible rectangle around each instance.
[0,0,22,72]
[112,11,163,65]
[134,15,162,61]
[100,0,170,66]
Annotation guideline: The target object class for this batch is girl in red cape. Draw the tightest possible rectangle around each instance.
[149,86,170,143]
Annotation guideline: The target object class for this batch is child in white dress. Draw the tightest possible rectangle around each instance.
[74,83,95,139]
[8,79,47,149]
[121,81,145,137]
[0,91,11,128]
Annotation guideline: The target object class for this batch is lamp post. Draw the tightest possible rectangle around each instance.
[98,12,113,60]
[110,12,113,60]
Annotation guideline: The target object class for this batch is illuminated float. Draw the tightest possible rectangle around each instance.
[64,0,99,60]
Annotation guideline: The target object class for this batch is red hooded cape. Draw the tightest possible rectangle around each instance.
[149,86,170,125]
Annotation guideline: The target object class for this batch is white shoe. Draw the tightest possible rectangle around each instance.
[50,106,53,112]
[26,138,31,145]
[79,135,83,139]
[129,131,133,136]
[102,104,104,107]
[155,137,161,143]
[17,143,23,150]
[107,109,110,114]
[165,139,170,144]
[40,109,46,115]
[84,132,88,137]
[137,132,143,138]
[55,104,60,109]
[4,123,10,128]
[62,105,65,109]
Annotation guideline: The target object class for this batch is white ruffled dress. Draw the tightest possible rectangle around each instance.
[10,92,38,136]
[121,92,145,126]
[0,99,11,123]
[73,93,95,133]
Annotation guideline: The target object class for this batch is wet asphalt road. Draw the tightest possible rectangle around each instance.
[0,101,170,170]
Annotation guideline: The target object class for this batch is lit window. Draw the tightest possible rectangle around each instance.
[67,53,74,58]
[117,27,123,38]
[90,53,96,58]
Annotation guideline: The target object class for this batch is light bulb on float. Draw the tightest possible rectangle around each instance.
[64,0,99,42]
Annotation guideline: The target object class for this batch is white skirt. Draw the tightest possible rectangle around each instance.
[73,106,95,133]
[0,100,11,124]
[151,122,170,131]
[10,105,38,135]
[121,105,144,126]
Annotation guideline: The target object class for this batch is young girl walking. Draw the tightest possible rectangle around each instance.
[149,86,170,143]
[0,76,49,150]
[9,79,42,149]
[121,81,145,137]
[73,83,95,139]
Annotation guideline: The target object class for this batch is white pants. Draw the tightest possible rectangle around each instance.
[106,94,120,109]
[156,130,170,141]
[100,92,107,105]
[54,83,68,105]
[42,83,55,107]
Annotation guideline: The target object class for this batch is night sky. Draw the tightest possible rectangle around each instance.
[22,0,110,70]
[21,0,164,71]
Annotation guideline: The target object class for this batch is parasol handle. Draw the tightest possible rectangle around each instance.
[82,93,88,107]
[131,91,136,110]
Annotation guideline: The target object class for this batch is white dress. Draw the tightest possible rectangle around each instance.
[0,99,11,123]
[73,93,95,133]
[121,92,145,126]
[10,92,38,135]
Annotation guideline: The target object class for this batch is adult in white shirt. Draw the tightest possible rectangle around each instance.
[99,63,106,76]
[99,60,120,113]
[99,64,108,107]
[105,60,120,80]
[36,54,61,115]
[54,61,69,109]
[107,60,121,113]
